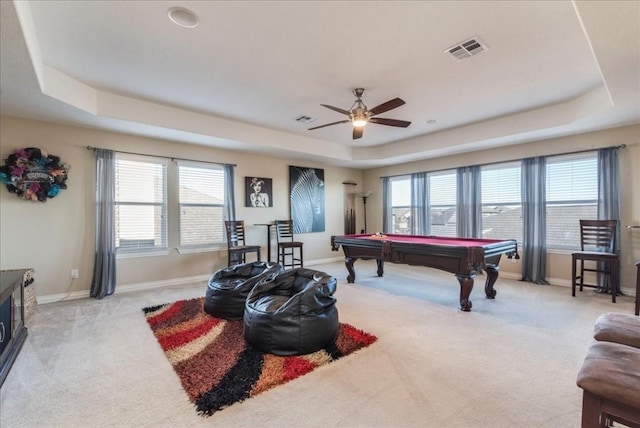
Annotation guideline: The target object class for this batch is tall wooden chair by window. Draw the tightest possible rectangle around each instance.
[224,220,261,266]
[571,219,619,303]
[275,220,303,269]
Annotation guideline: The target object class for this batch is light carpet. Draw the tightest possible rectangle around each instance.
[0,260,636,427]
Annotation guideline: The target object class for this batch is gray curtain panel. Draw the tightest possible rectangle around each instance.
[382,177,391,234]
[597,147,621,241]
[597,147,621,292]
[411,172,429,235]
[224,164,236,221]
[521,156,548,284]
[90,148,117,299]
[456,166,482,238]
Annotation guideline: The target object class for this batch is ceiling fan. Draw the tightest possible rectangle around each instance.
[308,88,411,140]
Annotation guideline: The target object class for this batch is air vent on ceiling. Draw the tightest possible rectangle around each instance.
[295,115,315,124]
[445,37,488,61]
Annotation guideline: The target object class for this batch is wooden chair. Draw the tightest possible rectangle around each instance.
[275,220,303,269]
[571,219,619,303]
[224,220,261,266]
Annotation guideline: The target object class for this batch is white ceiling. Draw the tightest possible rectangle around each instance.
[1,1,638,168]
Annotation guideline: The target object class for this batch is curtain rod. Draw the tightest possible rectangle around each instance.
[379,144,627,179]
[86,146,236,167]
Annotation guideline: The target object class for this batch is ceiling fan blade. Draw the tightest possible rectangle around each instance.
[320,104,351,116]
[308,119,350,130]
[369,98,406,116]
[369,117,411,128]
[353,126,364,139]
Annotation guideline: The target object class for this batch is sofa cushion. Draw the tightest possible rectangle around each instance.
[594,312,640,348]
[576,341,640,409]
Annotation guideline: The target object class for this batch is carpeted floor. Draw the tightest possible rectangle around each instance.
[1,260,637,427]
[142,297,377,416]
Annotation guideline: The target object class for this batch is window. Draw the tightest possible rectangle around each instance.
[112,154,231,257]
[384,150,601,256]
[178,162,227,248]
[545,152,598,249]
[390,176,411,234]
[115,154,168,253]
[429,170,457,236]
[481,162,522,242]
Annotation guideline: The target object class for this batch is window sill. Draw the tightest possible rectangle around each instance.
[117,249,171,259]
[177,245,225,255]
[547,248,578,255]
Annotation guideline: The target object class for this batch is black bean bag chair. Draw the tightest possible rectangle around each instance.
[204,261,283,320]
[243,268,339,356]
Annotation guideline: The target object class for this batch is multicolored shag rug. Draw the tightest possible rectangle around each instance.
[143,297,377,417]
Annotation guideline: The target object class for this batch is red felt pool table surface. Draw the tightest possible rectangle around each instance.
[331,233,518,312]
[346,233,509,247]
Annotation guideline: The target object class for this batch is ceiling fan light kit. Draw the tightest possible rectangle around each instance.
[308,88,411,139]
[352,111,368,128]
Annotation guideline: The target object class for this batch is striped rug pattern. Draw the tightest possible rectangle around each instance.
[143,297,377,416]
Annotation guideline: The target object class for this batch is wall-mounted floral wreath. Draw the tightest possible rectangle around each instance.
[0,147,70,202]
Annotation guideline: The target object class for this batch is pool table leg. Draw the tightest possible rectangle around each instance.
[376,260,384,277]
[344,257,356,283]
[344,257,385,283]
[455,275,474,312]
[484,264,499,299]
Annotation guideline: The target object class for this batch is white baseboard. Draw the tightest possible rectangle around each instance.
[117,274,211,294]
[34,259,637,304]
[305,256,344,266]
[37,290,91,304]
[36,258,346,305]
[499,271,636,296]
[36,274,211,305]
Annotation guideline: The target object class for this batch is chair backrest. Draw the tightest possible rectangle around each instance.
[579,219,617,253]
[225,220,247,247]
[275,220,295,243]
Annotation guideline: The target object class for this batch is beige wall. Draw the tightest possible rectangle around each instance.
[0,116,363,300]
[362,124,640,291]
[2,116,638,301]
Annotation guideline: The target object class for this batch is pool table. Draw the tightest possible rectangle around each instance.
[331,233,519,311]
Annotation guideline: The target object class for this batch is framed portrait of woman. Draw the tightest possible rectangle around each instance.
[245,177,273,207]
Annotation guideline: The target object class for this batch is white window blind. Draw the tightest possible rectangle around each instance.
[115,155,168,252]
[390,176,411,234]
[481,162,522,242]
[178,162,226,247]
[429,170,456,236]
[546,152,598,249]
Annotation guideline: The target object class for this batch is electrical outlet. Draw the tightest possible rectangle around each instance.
[71,269,79,279]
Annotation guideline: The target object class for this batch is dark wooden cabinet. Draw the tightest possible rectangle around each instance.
[0,269,28,388]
